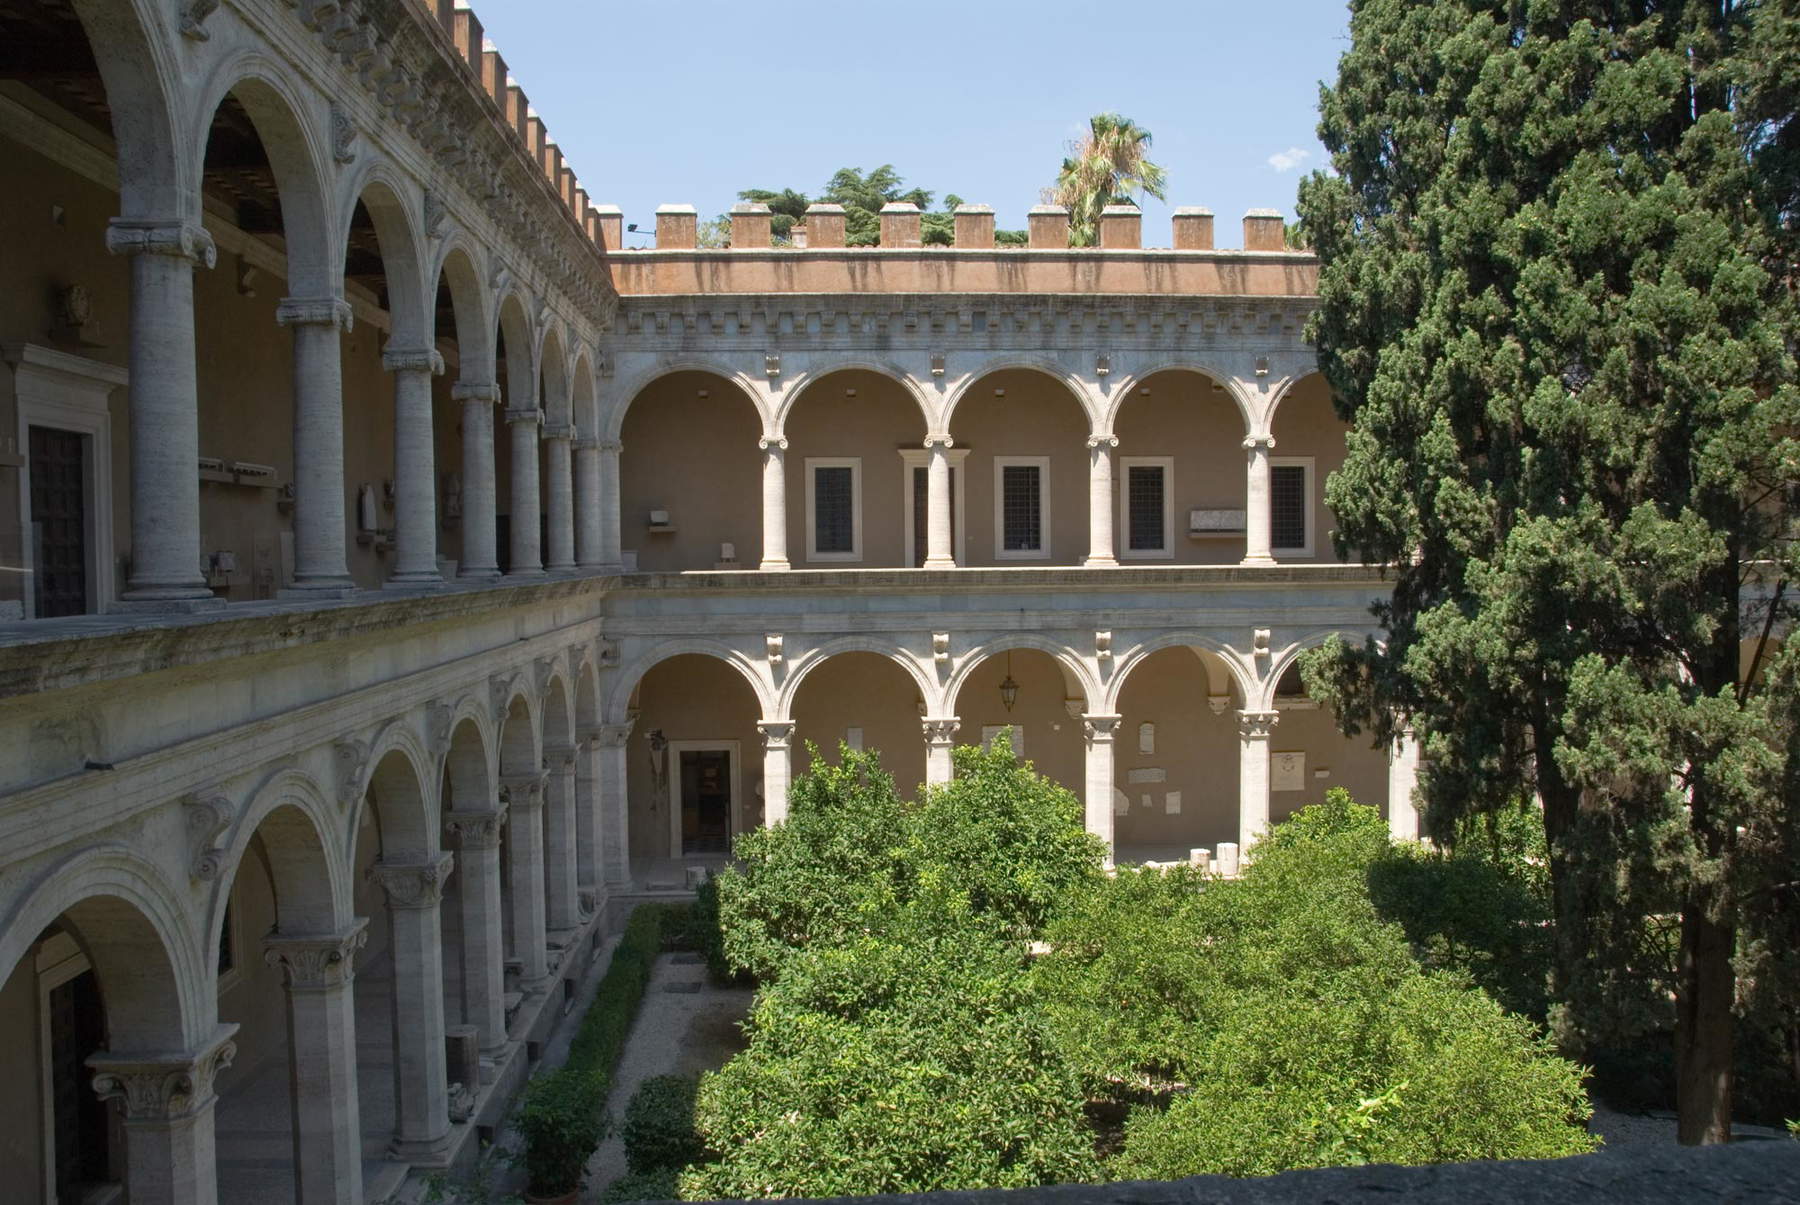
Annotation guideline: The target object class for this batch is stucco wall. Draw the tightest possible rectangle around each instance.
[619,374,762,572]
[790,652,929,797]
[950,371,1091,567]
[783,372,927,569]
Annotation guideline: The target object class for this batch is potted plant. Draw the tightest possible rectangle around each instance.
[512,1066,609,1203]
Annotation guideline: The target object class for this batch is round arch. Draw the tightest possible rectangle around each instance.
[777,637,940,719]
[192,56,335,295]
[542,671,575,748]
[605,362,769,443]
[571,352,598,437]
[1105,363,1254,434]
[213,768,352,944]
[356,718,440,862]
[496,691,542,778]
[443,713,494,815]
[774,361,936,436]
[540,327,571,425]
[70,0,184,218]
[1104,633,1258,713]
[604,640,774,724]
[0,845,208,1051]
[495,290,536,408]
[432,237,496,380]
[341,162,432,348]
[941,359,1099,432]
[1265,368,1329,432]
[943,635,1102,715]
[1259,629,1359,712]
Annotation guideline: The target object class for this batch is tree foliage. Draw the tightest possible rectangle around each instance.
[735,167,1026,247]
[1294,0,1800,1141]
[1051,113,1169,246]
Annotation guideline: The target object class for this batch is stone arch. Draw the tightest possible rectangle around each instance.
[606,361,769,442]
[571,351,598,438]
[1104,633,1258,713]
[1260,629,1354,711]
[574,653,601,731]
[69,0,185,217]
[941,358,1098,432]
[193,56,335,295]
[0,845,207,1050]
[443,714,494,813]
[1262,369,1322,432]
[433,237,496,381]
[605,641,774,724]
[496,290,536,410]
[540,327,571,426]
[341,160,432,348]
[214,768,351,941]
[357,720,440,862]
[777,637,940,719]
[497,692,541,778]
[944,635,1101,715]
[1106,362,1255,434]
[774,361,936,436]
[542,671,575,750]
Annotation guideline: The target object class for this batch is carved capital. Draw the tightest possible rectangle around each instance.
[597,439,623,454]
[445,807,508,849]
[572,436,600,451]
[451,382,501,405]
[595,722,635,749]
[263,921,369,990]
[105,219,217,268]
[923,434,955,449]
[1083,713,1124,741]
[543,743,578,771]
[368,853,454,910]
[540,423,574,443]
[382,347,445,376]
[1239,709,1280,740]
[922,716,961,746]
[1086,434,1120,449]
[932,632,950,664]
[499,773,547,811]
[765,633,783,664]
[758,436,788,451]
[276,297,354,332]
[756,721,794,751]
[182,791,235,882]
[1242,434,1277,451]
[597,637,620,667]
[503,406,543,428]
[89,1026,237,1121]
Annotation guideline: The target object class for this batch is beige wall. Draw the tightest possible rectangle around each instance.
[950,649,1086,797]
[1269,373,1350,563]
[619,373,761,571]
[1113,647,1243,854]
[783,371,927,569]
[0,945,44,1192]
[950,371,1090,567]
[790,652,928,796]
[1266,702,1390,824]
[218,837,289,1086]
[1114,371,1249,566]
[626,654,763,859]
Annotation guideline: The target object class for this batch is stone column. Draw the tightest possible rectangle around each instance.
[924,436,956,568]
[382,347,445,587]
[367,855,453,1159]
[104,220,221,610]
[276,297,356,595]
[598,439,624,571]
[759,437,789,570]
[543,746,581,930]
[596,722,634,888]
[1388,726,1421,841]
[506,405,544,576]
[444,807,508,1054]
[1085,435,1119,567]
[263,920,369,1205]
[502,773,549,984]
[453,382,501,579]
[757,721,794,827]
[1238,709,1279,853]
[573,436,603,567]
[1242,434,1277,566]
[575,728,603,909]
[1082,714,1123,861]
[922,717,960,786]
[542,423,575,571]
[87,1025,237,1205]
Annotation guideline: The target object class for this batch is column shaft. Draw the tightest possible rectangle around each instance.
[574,439,602,566]
[445,810,507,1052]
[598,440,623,571]
[1085,438,1119,567]
[1388,728,1421,841]
[924,438,955,568]
[280,299,355,592]
[543,429,575,570]
[758,722,794,827]
[922,717,959,786]
[1238,710,1279,853]
[264,922,368,1205]
[507,409,544,575]
[455,384,500,578]
[759,439,789,570]
[1242,435,1276,566]
[106,221,217,606]
[576,733,602,902]
[370,856,452,1158]
[504,777,549,983]
[385,350,443,585]
[1083,714,1123,861]
[597,725,633,888]
[544,753,581,930]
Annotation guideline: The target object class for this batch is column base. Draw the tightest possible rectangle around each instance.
[545,560,577,573]
[505,567,548,579]
[389,1132,457,1167]
[110,592,227,614]
[458,566,503,580]
[278,582,359,601]
[1238,555,1277,567]
[382,573,444,591]
[1082,556,1120,568]
[922,557,957,570]
[759,559,790,571]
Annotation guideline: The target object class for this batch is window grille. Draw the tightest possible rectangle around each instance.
[1001,463,1042,550]
[1127,463,1165,551]
[814,465,855,553]
[1271,464,1307,550]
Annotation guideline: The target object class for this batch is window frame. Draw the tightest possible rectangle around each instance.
[1118,455,1175,560]
[898,447,970,566]
[803,456,863,563]
[1269,456,1315,557]
[993,455,1051,560]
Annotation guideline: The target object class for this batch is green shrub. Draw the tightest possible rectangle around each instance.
[512,1066,609,1198]
[621,1074,702,1174]
[598,1167,680,1203]
[565,904,673,1076]
[686,873,744,985]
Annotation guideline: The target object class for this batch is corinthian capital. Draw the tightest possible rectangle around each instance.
[500,772,547,809]
[105,218,217,268]
[263,920,370,990]
[367,853,454,910]
[921,716,961,746]
[445,806,508,849]
[88,1025,237,1121]
[1238,709,1280,739]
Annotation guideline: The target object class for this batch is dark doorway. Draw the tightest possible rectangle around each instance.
[680,748,732,854]
[49,967,110,1203]
[29,425,87,617]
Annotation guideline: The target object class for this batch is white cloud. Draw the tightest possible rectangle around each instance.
[1267,146,1312,173]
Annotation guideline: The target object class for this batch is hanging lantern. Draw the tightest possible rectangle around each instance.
[999,648,1020,712]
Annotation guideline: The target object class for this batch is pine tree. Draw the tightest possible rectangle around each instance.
[1296,0,1800,1142]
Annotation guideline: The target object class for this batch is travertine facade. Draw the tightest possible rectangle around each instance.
[0,2,1416,1201]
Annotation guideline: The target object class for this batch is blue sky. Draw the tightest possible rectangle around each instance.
[474,1,1353,248]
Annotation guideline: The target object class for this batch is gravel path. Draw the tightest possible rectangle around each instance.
[581,953,756,1201]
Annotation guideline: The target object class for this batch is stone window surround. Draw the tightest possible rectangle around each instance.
[4,343,124,619]
[897,446,970,566]
[802,456,863,563]
[1269,455,1315,557]
[1119,455,1176,560]
[664,738,742,859]
[993,455,1052,560]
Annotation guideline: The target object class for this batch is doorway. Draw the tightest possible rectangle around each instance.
[668,741,739,857]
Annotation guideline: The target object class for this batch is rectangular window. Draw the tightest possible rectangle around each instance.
[994,457,1050,559]
[805,458,861,562]
[1269,459,1313,555]
[1120,456,1173,558]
